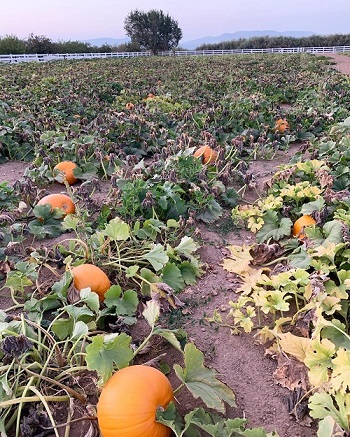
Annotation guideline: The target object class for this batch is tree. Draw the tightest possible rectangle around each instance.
[25,33,53,54]
[124,9,182,55]
[0,35,26,54]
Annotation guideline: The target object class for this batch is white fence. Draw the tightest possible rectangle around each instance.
[1,46,350,64]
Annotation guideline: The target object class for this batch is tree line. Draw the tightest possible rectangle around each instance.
[0,33,143,55]
[0,9,183,56]
[197,34,350,51]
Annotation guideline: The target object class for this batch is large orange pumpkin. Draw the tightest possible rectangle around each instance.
[71,263,111,301]
[37,193,75,216]
[97,365,174,437]
[193,145,218,165]
[274,118,289,133]
[292,215,316,239]
[53,161,78,185]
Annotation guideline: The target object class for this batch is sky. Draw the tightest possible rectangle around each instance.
[1,0,349,43]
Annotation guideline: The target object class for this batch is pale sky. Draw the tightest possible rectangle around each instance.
[1,0,349,43]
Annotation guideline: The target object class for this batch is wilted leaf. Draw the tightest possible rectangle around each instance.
[151,282,185,311]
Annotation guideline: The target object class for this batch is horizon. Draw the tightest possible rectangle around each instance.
[1,0,349,43]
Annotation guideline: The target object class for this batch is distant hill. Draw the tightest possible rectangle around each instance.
[180,30,315,50]
[84,31,314,50]
[84,37,129,47]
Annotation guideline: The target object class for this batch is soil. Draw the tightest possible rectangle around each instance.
[1,53,350,437]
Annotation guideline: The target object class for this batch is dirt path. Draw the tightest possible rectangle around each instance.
[320,52,350,74]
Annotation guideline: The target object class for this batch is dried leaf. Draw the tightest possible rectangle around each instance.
[278,332,313,362]
[250,243,284,265]
[274,353,310,391]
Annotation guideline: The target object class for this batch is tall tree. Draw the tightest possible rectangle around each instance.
[124,9,182,55]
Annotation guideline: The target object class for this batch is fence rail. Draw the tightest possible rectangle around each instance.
[1,46,350,64]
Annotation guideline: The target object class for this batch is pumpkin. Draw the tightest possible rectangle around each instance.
[53,161,78,185]
[125,102,134,110]
[274,118,289,133]
[71,263,111,301]
[147,93,155,99]
[292,215,316,239]
[37,193,75,216]
[97,365,174,437]
[193,145,218,165]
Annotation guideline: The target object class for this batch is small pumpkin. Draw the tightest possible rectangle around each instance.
[97,365,174,437]
[71,263,111,301]
[53,161,78,185]
[292,215,316,239]
[193,145,218,165]
[37,193,75,216]
[274,118,289,133]
[125,102,134,110]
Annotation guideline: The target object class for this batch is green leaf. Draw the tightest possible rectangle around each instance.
[154,328,187,352]
[79,287,100,313]
[104,287,138,317]
[174,343,236,413]
[196,199,223,223]
[175,236,199,258]
[140,268,160,295]
[102,217,130,241]
[306,221,343,246]
[142,244,169,271]
[179,261,199,285]
[301,197,326,215]
[51,271,72,299]
[161,263,185,292]
[256,210,292,243]
[51,317,74,340]
[308,391,350,431]
[71,321,89,341]
[85,333,133,384]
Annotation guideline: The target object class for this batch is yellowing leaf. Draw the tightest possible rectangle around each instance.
[331,348,350,394]
[278,332,312,362]
[305,338,336,386]
[237,267,270,295]
[222,245,253,275]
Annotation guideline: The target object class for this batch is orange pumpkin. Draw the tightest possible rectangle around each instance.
[125,102,134,110]
[71,263,111,301]
[37,193,75,216]
[274,118,289,133]
[97,365,174,437]
[193,145,218,165]
[53,161,78,185]
[292,215,316,239]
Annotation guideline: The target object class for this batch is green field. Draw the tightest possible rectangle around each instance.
[1,54,350,436]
